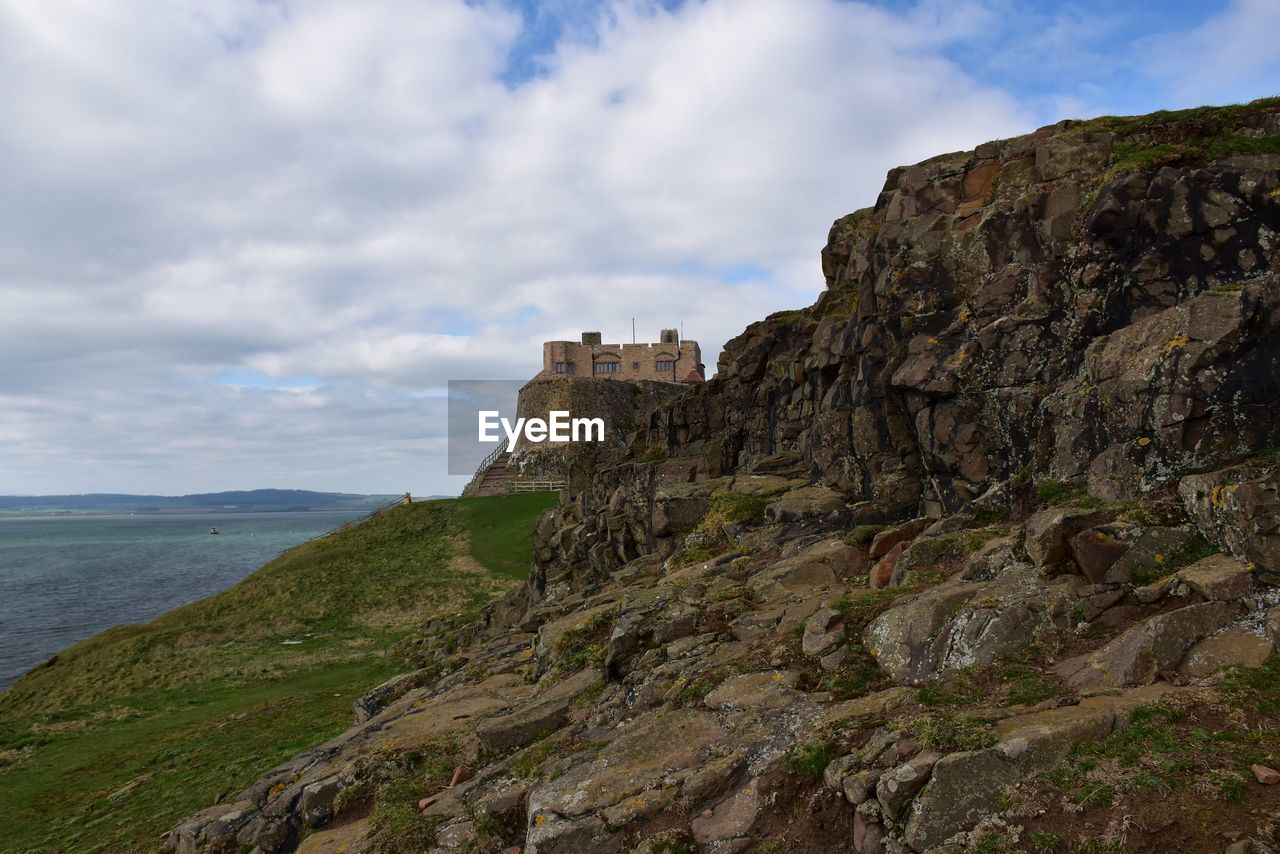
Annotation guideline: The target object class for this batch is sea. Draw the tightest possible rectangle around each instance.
[0,510,367,689]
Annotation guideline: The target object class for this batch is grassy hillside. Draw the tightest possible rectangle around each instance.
[0,492,557,853]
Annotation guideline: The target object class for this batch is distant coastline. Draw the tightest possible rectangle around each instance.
[0,488,401,516]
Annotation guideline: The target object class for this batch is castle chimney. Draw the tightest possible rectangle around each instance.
[660,328,678,344]
[581,331,602,345]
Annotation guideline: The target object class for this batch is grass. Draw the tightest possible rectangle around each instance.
[818,643,888,699]
[1074,97,1280,176]
[0,495,551,853]
[1041,674,1280,817]
[1129,532,1221,586]
[783,740,835,777]
[896,710,996,752]
[362,745,457,853]
[999,663,1057,706]
[553,610,613,673]
[510,735,565,779]
[847,524,887,545]
[1036,479,1077,506]
[456,491,559,578]
[699,491,768,531]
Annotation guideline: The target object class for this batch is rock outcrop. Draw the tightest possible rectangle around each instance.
[170,99,1280,853]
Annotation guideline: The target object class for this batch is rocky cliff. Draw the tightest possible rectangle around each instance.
[171,99,1280,854]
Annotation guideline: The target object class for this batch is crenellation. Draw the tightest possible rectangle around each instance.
[541,329,705,383]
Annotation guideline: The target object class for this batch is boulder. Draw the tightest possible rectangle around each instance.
[875,750,940,821]
[903,749,1019,851]
[1177,554,1252,601]
[854,800,886,854]
[865,564,1075,684]
[842,768,882,806]
[352,668,434,724]
[870,542,903,589]
[870,518,931,560]
[1179,630,1273,678]
[1101,527,1201,585]
[527,708,723,824]
[1024,507,1112,573]
[702,671,801,711]
[1180,464,1280,574]
[1068,525,1131,582]
[802,607,846,657]
[905,685,1181,849]
[690,778,760,844]
[863,582,979,683]
[1056,601,1242,691]
[749,536,852,594]
[475,669,601,754]
[763,486,845,523]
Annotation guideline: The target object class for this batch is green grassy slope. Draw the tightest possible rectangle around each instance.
[457,492,560,578]
[0,493,557,853]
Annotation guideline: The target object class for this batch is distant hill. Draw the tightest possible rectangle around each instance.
[0,489,403,514]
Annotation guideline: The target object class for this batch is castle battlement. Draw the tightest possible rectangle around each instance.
[540,329,705,383]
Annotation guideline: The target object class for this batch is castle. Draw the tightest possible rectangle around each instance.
[540,329,705,383]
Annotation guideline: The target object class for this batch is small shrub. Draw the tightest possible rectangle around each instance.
[1213,771,1247,803]
[647,830,701,854]
[999,663,1056,706]
[1070,783,1115,807]
[673,679,712,708]
[848,524,887,545]
[511,735,564,779]
[699,491,768,532]
[915,672,980,708]
[970,833,1008,854]
[571,679,608,708]
[642,445,668,462]
[898,711,996,752]
[1028,830,1063,854]
[677,542,716,567]
[783,740,835,777]
[333,781,371,814]
[554,612,613,672]
[832,588,909,634]
[1128,532,1219,585]
[472,810,505,840]
[819,644,888,699]
[366,799,442,853]
[1035,479,1073,505]
[1165,532,1221,570]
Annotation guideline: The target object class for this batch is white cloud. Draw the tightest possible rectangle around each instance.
[1142,0,1280,107]
[0,0,1032,495]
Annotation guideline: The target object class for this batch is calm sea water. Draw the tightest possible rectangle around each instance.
[0,511,366,689]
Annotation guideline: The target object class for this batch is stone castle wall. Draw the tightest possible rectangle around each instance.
[541,329,704,383]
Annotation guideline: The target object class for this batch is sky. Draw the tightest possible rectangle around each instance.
[1,0,1277,497]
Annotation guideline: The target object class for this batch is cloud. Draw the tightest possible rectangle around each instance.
[0,0,1037,495]
[1141,0,1280,107]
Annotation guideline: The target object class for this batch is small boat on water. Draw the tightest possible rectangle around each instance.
[208,527,220,535]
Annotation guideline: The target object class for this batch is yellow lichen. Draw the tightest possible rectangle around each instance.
[1165,334,1189,354]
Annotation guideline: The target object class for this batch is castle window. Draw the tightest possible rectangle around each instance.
[655,360,674,372]
[554,362,574,374]
[595,361,619,374]
[632,362,640,371]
